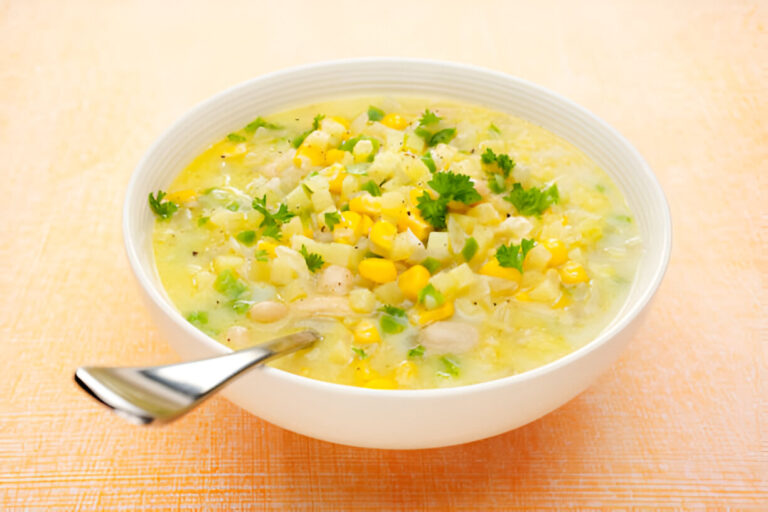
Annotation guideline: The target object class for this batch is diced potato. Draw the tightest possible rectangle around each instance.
[468,203,502,225]
[285,186,312,213]
[524,244,552,271]
[291,235,356,268]
[269,258,296,285]
[528,268,562,303]
[214,255,244,273]
[349,288,376,313]
[373,281,405,304]
[311,188,335,212]
[426,231,452,261]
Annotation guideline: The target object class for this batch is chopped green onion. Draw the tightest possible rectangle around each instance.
[367,106,385,121]
[461,237,478,262]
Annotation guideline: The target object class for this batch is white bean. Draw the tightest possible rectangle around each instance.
[248,300,289,323]
[317,265,354,296]
[294,295,352,316]
[419,321,479,355]
[224,326,250,346]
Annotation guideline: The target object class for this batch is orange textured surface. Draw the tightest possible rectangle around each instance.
[1,0,766,509]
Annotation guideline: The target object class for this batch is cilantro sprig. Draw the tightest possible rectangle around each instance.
[245,116,281,133]
[252,195,296,240]
[414,109,456,147]
[495,239,536,273]
[504,183,560,216]
[416,172,482,229]
[148,190,178,220]
[481,148,516,194]
[324,211,341,231]
[299,245,324,273]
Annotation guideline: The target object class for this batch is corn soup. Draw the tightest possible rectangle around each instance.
[151,97,641,389]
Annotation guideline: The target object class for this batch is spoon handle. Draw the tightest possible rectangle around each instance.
[74,330,320,425]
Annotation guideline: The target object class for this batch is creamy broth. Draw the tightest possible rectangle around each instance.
[152,97,641,389]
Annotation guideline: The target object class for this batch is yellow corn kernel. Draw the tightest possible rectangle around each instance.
[366,377,398,389]
[334,210,361,243]
[293,144,325,167]
[330,116,350,129]
[349,194,382,216]
[370,220,397,251]
[303,227,315,239]
[353,320,381,344]
[353,359,374,383]
[359,258,398,283]
[395,360,417,382]
[397,264,431,301]
[479,258,522,282]
[559,261,589,284]
[325,149,347,166]
[166,189,197,204]
[397,209,432,241]
[359,214,374,237]
[542,239,569,267]
[552,292,571,309]
[256,240,278,257]
[415,301,455,325]
[328,166,347,192]
[381,113,408,130]
[515,291,532,302]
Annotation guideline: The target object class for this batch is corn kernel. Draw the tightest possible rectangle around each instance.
[479,258,522,282]
[166,189,197,204]
[326,149,347,167]
[397,209,432,240]
[293,144,325,167]
[370,220,397,251]
[359,214,374,237]
[397,264,431,301]
[359,258,398,283]
[330,116,350,129]
[552,292,571,309]
[303,227,314,239]
[349,194,382,216]
[353,320,381,344]
[256,240,278,257]
[414,301,454,325]
[543,239,568,267]
[515,291,532,302]
[353,359,373,383]
[559,261,589,284]
[380,113,409,130]
[334,210,362,243]
[365,377,398,389]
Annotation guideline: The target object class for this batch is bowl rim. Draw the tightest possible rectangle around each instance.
[124,57,672,398]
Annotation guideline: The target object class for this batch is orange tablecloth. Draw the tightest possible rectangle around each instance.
[2,1,765,509]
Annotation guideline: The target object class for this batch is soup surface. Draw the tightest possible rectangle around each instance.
[152,97,641,389]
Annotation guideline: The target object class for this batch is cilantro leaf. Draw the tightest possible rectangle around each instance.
[253,249,269,262]
[481,148,515,177]
[488,173,507,194]
[495,239,536,273]
[324,211,341,231]
[292,114,325,148]
[244,116,281,133]
[379,305,406,317]
[461,237,478,262]
[421,151,436,173]
[148,190,178,220]
[186,311,208,327]
[417,193,449,229]
[428,128,456,147]
[235,230,256,246]
[312,114,325,130]
[338,135,381,158]
[504,183,559,216]
[367,106,385,121]
[419,109,441,126]
[408,345,425,358]
[299,244,324,273]
[227,133,246,142]
[361,180,382,197]
[352,347,368,359]
[489,123,501,134]
[261,224,282,240]
[428,172,481,204]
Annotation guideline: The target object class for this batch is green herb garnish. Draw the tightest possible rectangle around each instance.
[292,113,325,148]
[481,148,515,177]
[148,190,178,220]
[418,283,445,309]
[186,311,208,327]
[367,106,385,121]
[504,183,559,216]
[252,195,296,240]
[489,123,501,134]
[361,180,382,197]
[440,356,460,376]
[416,171,482,229]
[197,216,210,226]
[421,151,436,173]
[244,116,281,133]
[235,230,256,246]
[380,314,406,334]
[419,109,441,126]
[461,237,479,262]
[352,347,368,359]
[227,133,246,143]
[213,269,248,299]
[253,249,269,262]
[408,345,425,358]
[379,305,406,317]
[301,183,314,196]
[299,244,324,273]
[495,239,536,273]
[324,211,341,231]
[421,257,441,274]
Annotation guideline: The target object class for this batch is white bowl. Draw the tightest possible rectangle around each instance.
[124,58,671,449]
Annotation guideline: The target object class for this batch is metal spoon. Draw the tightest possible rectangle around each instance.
[74,330,320,425]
